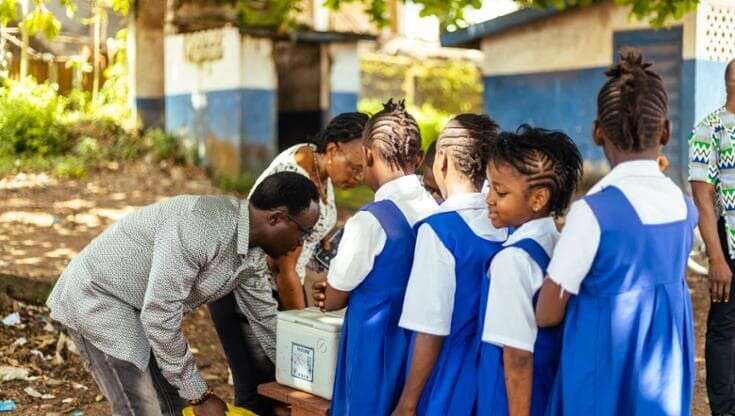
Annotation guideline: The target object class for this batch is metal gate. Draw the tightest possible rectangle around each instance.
[613,28,684,184]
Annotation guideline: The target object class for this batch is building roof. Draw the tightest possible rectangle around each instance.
[440,7,559,49]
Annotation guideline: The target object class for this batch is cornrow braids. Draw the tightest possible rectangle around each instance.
[597,48,669,152]
[489,125,583,216]
[362,98,422,170]
[311,112,369,153]
[437,113,499,188]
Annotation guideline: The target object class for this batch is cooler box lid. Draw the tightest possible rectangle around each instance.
[277,307,345,333]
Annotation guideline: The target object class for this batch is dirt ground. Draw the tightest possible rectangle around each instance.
[0,163,716,415]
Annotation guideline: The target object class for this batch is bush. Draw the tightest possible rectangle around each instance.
[361,55,483,115]
[0,78,71,157]
[52,156,87,179]
[144,129,183,162]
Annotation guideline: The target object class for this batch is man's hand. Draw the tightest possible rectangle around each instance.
[710,257,733,303]
[312,279,327,311]
[193,393,228,416]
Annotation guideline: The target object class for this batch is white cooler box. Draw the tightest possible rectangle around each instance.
[275,307,345,400]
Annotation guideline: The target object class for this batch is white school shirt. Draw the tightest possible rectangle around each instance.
[399,193,508,336]
[547,160,688,295]
[327,175,438,292]
[482,217,558,352]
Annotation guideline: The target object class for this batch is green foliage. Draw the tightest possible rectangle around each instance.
[413,60,482,114]
[322,0,696,31]
[21,4,60,39]
[239,0,303,29]
[0,78,70,157]
[144,129,184,162]
[334,185,375,212]
[358,98,451,150]
[213,171,257,195]
[361,56,482,115]
[0,0,17,25]
[52,155,87,179]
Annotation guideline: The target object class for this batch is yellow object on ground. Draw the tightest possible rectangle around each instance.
[181,403,258,416]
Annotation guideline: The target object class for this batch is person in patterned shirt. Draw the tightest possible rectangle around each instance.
[46,172,320,416]
[689,57,735,416]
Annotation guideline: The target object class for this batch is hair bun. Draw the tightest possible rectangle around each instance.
[382,98,406,113]
[606,47,653,79]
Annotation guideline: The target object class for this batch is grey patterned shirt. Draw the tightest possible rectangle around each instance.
[46,195,276,401]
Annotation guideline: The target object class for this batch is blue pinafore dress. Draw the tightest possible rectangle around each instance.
[408,211,504,416]
[331,199,417,416]
[477,238,562,416]
[546,186,697,416]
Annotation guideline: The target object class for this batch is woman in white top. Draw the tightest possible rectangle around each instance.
[208,112,368,414]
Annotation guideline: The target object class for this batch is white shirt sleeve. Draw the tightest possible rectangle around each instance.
[399,224,456,336]
[547,200,601,295]
[326,211,386,292]
[482,248,540,352]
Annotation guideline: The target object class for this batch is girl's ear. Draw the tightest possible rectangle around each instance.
[592,121,605,147]
[530,187,551,214]
[363,145,374,168]
[660,119,671,147]
[437,150,448,174]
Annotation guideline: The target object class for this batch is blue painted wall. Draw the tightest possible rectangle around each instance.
[694,59,728,122]
[165,88,276,175]
[135,98,165,129]
[330,92,358,120]
[483,67,607,163]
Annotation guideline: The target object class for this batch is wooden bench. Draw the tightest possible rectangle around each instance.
[258,382,330,416]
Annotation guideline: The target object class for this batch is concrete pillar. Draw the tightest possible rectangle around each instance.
[129,0,166,129]
[164,28,277,176]
[328,42,360,120]
[240,36,278,172]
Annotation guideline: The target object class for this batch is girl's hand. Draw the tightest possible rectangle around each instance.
[391,400,417,416]
[312,280,327,311]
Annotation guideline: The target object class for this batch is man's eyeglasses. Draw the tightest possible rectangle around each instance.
[285,212,314,242]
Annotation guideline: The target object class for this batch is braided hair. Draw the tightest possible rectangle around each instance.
[597,48,669,152]
[311,112,369,153]
[362,99,422,170]
[437,113,499,188]
[489,125,583,216]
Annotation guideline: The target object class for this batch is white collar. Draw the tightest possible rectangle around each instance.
[436,192,486,213]
[504,217,557,246]
[589,160,663,195]
[375,174,422,202]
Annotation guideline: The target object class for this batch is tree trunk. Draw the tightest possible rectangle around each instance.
[92,8,101,102]
[19,0,30,79]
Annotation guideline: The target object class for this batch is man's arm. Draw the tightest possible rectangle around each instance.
[272,246,306,310]
[692,181,732,302]
[392,333,443,416]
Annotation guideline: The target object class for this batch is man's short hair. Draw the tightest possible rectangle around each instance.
[250,172,319,216]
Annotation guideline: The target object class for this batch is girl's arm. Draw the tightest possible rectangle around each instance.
[392,333,444,416]
[535,278,571,327]
[504,347,533,416]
